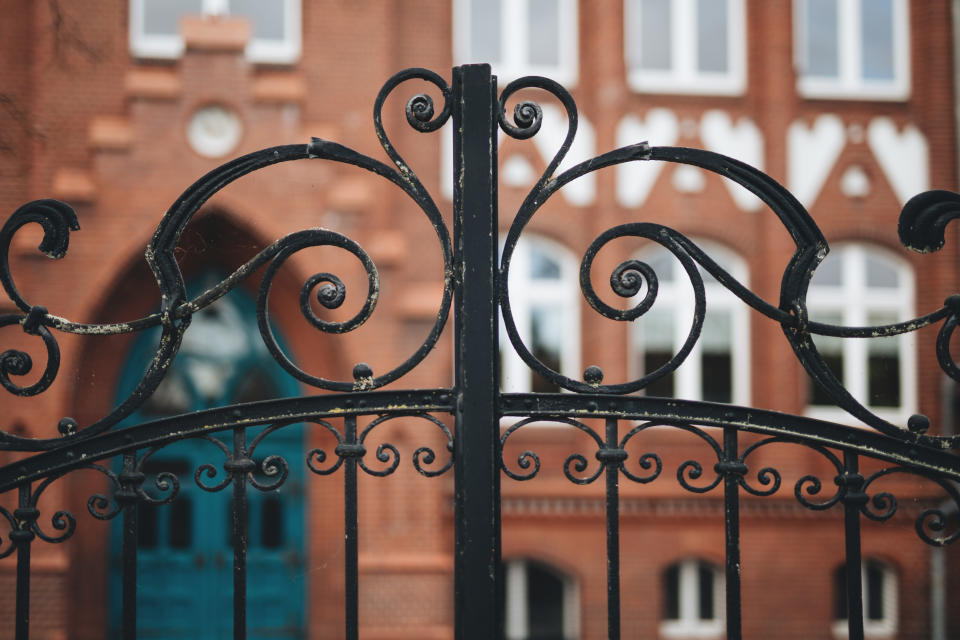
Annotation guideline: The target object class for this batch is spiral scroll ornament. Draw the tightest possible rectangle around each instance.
[0,68,461,447]
[490,72,960,453]
[859,467,960,546]
[500,417,605,483]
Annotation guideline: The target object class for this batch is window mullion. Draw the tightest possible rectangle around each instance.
[674,0,694,81]
[729,0,745,86]
[562,575,579,640]
[560,0,577,78]
[204,0,228,17]
[679,560,697,623]
[794,0,807,75]
[563,282,581,381]
[893,0,909,93]
[508,0,527,79]
[731,298,750,406]
[510,246,532,393]
[860,564,870,621]
[841,0,861,89]
[844,248,867,401]
[689,286,703,401]
[505,561,528,640]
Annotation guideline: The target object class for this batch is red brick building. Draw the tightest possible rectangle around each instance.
[1,1,959,638]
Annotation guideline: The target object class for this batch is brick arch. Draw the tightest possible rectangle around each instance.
[64,207,345,638]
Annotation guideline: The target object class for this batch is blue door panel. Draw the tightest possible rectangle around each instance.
[110,279,305,639]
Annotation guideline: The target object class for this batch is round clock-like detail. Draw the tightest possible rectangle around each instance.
[186,104,243,158]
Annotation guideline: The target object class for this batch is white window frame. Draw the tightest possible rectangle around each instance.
[500,235,581,394]
[129,0,302,64]
[832,560,898,638]
[794,0,910,100]
[629,240,750,406]
[624,0,747,96]
[504,558,579,640]
[805,244,917,425]
[660,558,724,639]
[453,0,579,86]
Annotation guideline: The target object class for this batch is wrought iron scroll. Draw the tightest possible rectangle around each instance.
[0,64,959,640]
[493,71,960,640]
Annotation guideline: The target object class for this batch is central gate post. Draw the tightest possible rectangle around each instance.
[452,63,501,640]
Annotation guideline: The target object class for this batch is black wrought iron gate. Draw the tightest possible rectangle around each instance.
[2,64,960,639]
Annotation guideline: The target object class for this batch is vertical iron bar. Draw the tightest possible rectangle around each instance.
[232,428,248,640]
[603,418,621,640]
[120,452,138,640]
[13,484,33,640]
[842,451,865,640]
[452,63,501,640]
[722,428,742,640]
[344,415,359,640]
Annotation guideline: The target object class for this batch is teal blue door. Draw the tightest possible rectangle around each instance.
[110,278,305,638]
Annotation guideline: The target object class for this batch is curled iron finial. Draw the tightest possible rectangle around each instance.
[898,189,960,254]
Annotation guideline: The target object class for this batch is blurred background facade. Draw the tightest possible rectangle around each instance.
[1,0,960,638]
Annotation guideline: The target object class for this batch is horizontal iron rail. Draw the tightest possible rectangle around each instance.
[0,389,455,492]
[4,389,960,495]
[500,393,960,479]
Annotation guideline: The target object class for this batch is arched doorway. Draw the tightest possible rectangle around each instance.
[108,273,306,638]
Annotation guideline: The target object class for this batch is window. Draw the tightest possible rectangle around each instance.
[624,0,747,95]
[501,235,580,393]
[833,560,898,636]
[661,559,723,638]
[129,0,301,64]
[806,244,916,422]
[503,559,579,640]
[794,0,910,99]
[630,241,750,405]
[453,0,579,85]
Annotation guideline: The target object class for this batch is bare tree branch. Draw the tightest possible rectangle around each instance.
[47,0,103,65]
[0,93,47,156]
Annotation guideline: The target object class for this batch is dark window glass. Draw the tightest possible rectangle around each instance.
[498,561,567,640]
[531,372,559,393]
[261,496,284,549]
[867,321,900,408]
[698,562,715,620]
[836,562,889,622]
[645,351,675,398]
[663,564,680,620]
[227,502,234,547]
[169,497,192,549]
[866,562,885,621]
[233,368,278,404]
[701,353,732,404]
[868,354,900,407]
[811,352,844,405]
[527,562,564,639]
[137,502,158,549]
[139,458,190,550]
[835,565,848,620]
